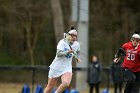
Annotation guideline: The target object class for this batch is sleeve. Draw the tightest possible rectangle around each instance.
[56,49,69,57]
[57,40,65,51]
[122,43,126,49]
[74,43,80,59]
[77,43,80,52]
[56,40,69,57]
[98,62,103,82]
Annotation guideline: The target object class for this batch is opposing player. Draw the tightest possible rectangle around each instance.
[44,27,81,93]
[134,28,140,44]
[114,33,140,93]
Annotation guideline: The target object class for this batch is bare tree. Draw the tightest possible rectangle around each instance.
[7,0,50,65]
[51,0,64,43]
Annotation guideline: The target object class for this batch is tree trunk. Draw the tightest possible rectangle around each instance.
[0,31,3,48]
[50,0,64,43]
[26,26,34,65]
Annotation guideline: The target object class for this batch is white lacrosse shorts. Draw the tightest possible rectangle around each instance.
[48,68,72,78]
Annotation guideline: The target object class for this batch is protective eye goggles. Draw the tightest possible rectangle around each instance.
[131,37,140,42]
[68,33,77,37]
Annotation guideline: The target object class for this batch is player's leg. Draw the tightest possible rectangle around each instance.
[123,69,136,93]
[89,84,94,93]
[132,72,140,93]
[95,83,99,93]
[56,72,72,93]
[114,83,118,93]
[119,83,123,93]
[124,81,134,93]
[44,78,57,93]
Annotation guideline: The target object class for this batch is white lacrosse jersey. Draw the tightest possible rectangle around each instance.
[49,39,80,73]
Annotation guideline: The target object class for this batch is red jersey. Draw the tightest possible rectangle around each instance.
[121,42,140,72]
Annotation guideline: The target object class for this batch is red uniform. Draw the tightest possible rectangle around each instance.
[121,42,140,72]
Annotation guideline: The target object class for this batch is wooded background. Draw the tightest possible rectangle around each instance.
[0,0,140,67]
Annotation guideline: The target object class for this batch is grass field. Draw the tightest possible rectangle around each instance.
[0,82,124,93]
[0,83,22,93]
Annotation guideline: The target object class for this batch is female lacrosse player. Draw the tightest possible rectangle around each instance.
[114,34,140,93]
[44,27,81,93]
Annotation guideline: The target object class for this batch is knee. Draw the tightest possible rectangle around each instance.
[44,86,53,93]
[61,81,70,88]
[128,76,136,83]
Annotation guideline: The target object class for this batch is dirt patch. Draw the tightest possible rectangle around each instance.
[0,83,23,93]
[0,83,124,93]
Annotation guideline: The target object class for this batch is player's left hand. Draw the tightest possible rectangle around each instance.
[113,57,120,63]
[76,58,81,63]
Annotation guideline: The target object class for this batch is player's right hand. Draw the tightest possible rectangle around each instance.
[68,50,74,53]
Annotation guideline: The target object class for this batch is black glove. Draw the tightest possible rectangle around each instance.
[116,48,126,58]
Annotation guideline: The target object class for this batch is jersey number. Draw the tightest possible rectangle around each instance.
[127,53,135,60]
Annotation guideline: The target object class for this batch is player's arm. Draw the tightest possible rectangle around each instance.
[56,49,74,57]
[114,48,125,63]
[116,48,126,58]
[73,50,81,62]
[56,39,74,57]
